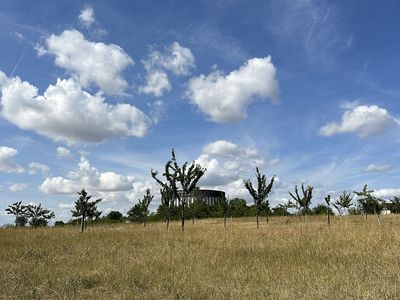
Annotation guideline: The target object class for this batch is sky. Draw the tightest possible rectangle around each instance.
[0,0,399,224]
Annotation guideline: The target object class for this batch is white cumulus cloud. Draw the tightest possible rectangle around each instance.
[9,183,29,192]
[140,42,195,97]
[144,42,195,76]
[79,5,95,28]
[57,147,72,158]
[139,70,171,97]
[203,140,259,158]
[373,188,400,199]
[59,203,75,209]
[187,56,279,123]
[196,154,240,186]
[28,162,50,176]
[40,156,135,195]
[319,105,396,137]
[39,30,133,95]
[0,146,24,173]
[196,140,265,187]
[0,72,151,144]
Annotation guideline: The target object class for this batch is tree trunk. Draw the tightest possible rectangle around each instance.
[181,204,185,232]
[327,210,331,227]
[256,213,259,229]
[81,214,85,233]
[166,210,170,230]
[375,207,380,226]
[144,216,146,227]
[266,211,269,225]
[224,213,227,228]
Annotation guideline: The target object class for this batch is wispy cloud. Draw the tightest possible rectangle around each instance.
[266,0,352,64]
[184,23,248,63]
[9,183,29,192]
[363,164,392,173]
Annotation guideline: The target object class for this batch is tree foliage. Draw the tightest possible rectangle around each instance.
[71,189,102,232]
[219,196,230,227]
[5,201,54,227]
[229,198,248,217]
[106,211,123,221]
[5,201,28,226]
[353,185,383,216]
[312,204,333,216]
[152,181,174,228]
[128,189,154,226]
[288,184,313,220]
[151,149,206,231]
[26,204,55,227]
[189,198,210,220]
[127,203,145,223]
[54,220,65,226]
[244,167,275,228]
[332,191,353,216]
[141,188,153,226]
[388,196,400,213]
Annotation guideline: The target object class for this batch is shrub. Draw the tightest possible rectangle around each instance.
[106,211,123,221]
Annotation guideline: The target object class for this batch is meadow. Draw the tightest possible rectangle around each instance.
[1,215,400,299]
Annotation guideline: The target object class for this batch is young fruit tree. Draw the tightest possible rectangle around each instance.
[152,168,175,229]
[389,196,400,213]
[244,167,275,229]
[277,200,294,217]
[71,189,102,233]
[324,195,331,227]
[127,202,144,223]
[219,196,230,228]
[188,194,209,224]
[26,204,55,227]
[159,186,174,229]
[288,184,313,222]
[332,191,353,216]
[5,201,28,227]
[353,184,383,225]
[151,149,206,231]
[140,188,153,227]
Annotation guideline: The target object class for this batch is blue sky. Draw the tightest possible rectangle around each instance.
[1,0,399,224]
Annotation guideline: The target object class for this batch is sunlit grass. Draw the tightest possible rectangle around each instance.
[1,215,400,299]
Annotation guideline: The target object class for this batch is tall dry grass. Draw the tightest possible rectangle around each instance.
[1,215,400,299]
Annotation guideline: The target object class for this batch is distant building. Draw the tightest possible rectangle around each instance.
[382,209,391,215]
[170,189,225,206]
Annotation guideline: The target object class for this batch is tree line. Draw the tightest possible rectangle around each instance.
[4,149,400,230]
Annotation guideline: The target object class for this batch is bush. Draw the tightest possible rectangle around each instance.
[312,204,334,216]
[106,211,123,221]
[30,218,49,227]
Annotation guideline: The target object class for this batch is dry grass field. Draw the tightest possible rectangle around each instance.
[1,215,400,299]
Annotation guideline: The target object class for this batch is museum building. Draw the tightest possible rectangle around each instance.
[172,189,225,206]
